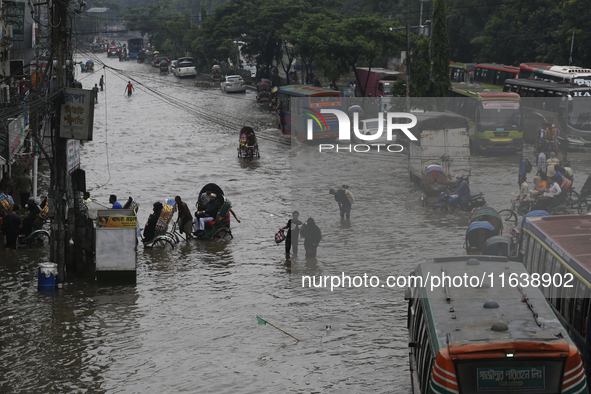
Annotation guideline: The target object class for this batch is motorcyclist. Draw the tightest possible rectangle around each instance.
[451,174,471,210]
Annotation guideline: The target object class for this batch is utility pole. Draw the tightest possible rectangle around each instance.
[419,0,429,36]
[51,0,69,283]
[406,0,411,102]
[569,30,575,66]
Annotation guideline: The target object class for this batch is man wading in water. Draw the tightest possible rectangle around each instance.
[125,81,134,96]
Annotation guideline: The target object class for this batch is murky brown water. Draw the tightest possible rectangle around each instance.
[1,51,590,393]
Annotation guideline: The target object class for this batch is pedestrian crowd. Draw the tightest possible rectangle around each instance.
[515,127,579,214]
[278,185,355,259]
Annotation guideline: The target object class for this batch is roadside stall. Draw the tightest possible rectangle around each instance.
[95,208,137,283]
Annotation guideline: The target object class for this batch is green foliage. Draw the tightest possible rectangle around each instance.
[410,36,433,97]
[113,0,591,87]
[431,0,450,98]
[391,77,407,97]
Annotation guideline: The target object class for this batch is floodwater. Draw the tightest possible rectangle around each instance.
[1,51,591,394]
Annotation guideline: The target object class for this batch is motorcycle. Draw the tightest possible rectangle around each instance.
[433,190,487,211]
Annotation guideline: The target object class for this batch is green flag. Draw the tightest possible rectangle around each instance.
[256,316,267,325]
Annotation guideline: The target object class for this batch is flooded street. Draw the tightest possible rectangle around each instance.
[2,53,591,393]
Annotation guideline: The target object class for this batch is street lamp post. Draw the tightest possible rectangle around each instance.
[419,0,429,36]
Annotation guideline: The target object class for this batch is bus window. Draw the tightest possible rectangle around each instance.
[285,96,292,114]
[574,281,590,337]
[551,259,562,309]
[562,280,575,324]
[494,71,501,85]
[411,298,423,340]
[531,242,542,273]
[521,234,530,262]
[541,251,554,298]
[420,346,432,391]
[524,236,536,271]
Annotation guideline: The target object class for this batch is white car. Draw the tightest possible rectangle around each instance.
[169,60,178,73]
[352,118,397,145]
[221,75,246,93]
[174,57,197,78]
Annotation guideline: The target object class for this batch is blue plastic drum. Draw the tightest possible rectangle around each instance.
[38,262,57,290]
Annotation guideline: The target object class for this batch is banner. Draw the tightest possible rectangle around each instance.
[98,216,138,228]
[67,139,80,175]
[60,88,95,140]
[3,1,25,41]
[8,114,26,163]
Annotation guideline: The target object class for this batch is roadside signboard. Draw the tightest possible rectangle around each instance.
[60,88,94,140]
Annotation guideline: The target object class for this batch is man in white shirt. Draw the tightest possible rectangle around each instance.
[537,150,546,176]
[534,176,561,211]
[517,176,532,214]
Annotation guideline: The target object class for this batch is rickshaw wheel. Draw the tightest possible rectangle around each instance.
[498,209,518,226]
[566,190,579,207]
[551,207,570,216]
[578,198,591,215]
[150,237,175,249]
[29,232,51,247]
[248,149,253,161]
[214,228,233,240]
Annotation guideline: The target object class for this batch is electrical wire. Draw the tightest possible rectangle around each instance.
[94,64,111,190]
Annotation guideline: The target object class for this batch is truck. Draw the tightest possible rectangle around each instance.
[355,67,404,97]
[405,112,471,205]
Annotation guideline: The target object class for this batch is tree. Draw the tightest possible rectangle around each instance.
[478,0,563,64]
[411,36,433,97]
[307,16,403,95]
[431,0,451,98]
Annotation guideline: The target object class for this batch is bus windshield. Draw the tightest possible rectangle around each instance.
[568,98,591,128]
[477,101,521,130]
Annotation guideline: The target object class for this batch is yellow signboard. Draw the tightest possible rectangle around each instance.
[98,216,137,228]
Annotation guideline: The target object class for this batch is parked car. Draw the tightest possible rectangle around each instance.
[174,57,197,78]
[107,46,119,58]
[153,54,169,67]
[169,60,178,73]
[220,75,246,93]
[352,118,397,145]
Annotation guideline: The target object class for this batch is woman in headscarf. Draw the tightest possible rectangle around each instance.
[301,217,322,257]
[143,202,163,242]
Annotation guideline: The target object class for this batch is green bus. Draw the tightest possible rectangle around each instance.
[448,83,523,154]
[449,62,475,83]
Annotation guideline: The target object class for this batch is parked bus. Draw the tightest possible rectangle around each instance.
[473,63,519,90]
[127,38,144,59]
[407,255,588,394]
[520,63,591,87]
[449,62,475,83]
[275,85,342,142]
[503,78,591,149]
[520,215,591,378]
[448,83,523,154]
